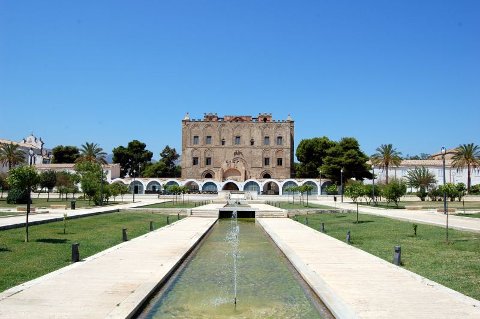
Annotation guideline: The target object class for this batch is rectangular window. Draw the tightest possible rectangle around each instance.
[264,136,270,145]
[205,157,212,166]
[264,157,270,166]
[192,157,199,165]
[193,136,199,145]
[206,136,212,144]
[276,136,283,145]
[277,158,283,166]
[221,139,225,146]
[250,139,255,146]
[235,136,241,145]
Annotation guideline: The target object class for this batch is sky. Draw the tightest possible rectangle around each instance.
[1,0,479,160]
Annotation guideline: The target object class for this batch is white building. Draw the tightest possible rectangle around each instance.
[0,134,52,174]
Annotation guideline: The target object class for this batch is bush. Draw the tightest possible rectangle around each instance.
[325,184,338,195]
[344,181,365,202]
[381,179,407,207]
[428,187,442,201]
[6,188,30,204]
[470,184,480,195]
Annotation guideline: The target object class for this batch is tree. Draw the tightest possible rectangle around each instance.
[456,183,466,202]
[7,165,40,242]
[56,171,79,200]
[405,167,436,201]
[39,170,57,201]
[295,137,335,178]
[381,179,407,207]
[0,143,26,170]
[344,181,366,203]
[143,161,168,178]
[76,142,107,164]
[0,172,9,198]
[112,140,153,177]
[451,143,480,193]
[300,184,315,207]
[371,144,402,184]
[320,137,372,184]
[159,146,180,177]
[51,145,80,163]
[75,161,103,204]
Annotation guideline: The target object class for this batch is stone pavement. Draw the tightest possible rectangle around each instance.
[258,218,480,318]
[0,200,168,230]
[0,217,217,319]
[311,200,480,233]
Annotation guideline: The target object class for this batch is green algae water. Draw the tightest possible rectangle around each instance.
[139,219,328,318]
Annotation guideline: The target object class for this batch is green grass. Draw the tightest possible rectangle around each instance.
[457,213,480,218]
[0,198,121,209]
[359,200,480,210]
[0,211,183,292]
[269,202,333,210]
[293,213,480,300]
[141,201,202,209]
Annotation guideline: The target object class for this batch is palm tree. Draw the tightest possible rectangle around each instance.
[451,143,480,192]
[405,167,436,201]
[371,144,402,184]
[0,143,26,170]
[76,142,107,164]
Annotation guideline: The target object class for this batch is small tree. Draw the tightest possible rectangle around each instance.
[300,184,315,207]
[7,166,40,242]
[344,181,365,203]
[39,170,57,202]
[325,184,338,195]
[363,184,380,205]
[439,183,458,202]
[381,179,407,207]
[405,167,436,201]
[456,183,467,202]
[0,173,9,199]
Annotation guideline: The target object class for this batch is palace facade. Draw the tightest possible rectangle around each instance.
[181,113,294,183]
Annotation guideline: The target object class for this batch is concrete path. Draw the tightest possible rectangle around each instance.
[258,218,480,319]
[0,200,168,230]
[0,217,217,318]
[311,200,480,233]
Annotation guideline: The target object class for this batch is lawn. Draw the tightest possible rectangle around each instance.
[0,211,182,292]
[269,202,334,210]
[141,201,206,209]
[359,200,480,210]
[457,213,480,219]
[0,198,121,209]
[293,212,480,300]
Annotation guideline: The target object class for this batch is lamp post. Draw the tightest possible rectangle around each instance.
[132,169,136,203]
[319,169,322,196]
[340,168,344,203]
[371,164,375,206]
[28,148,34,166]
[441,146,448,243]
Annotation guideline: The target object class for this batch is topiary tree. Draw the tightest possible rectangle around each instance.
[7,165,40,242]
[381,179,406,207]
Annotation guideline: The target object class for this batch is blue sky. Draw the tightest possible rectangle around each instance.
[1,0,479,160]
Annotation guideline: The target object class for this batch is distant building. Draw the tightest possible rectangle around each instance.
[35,163,121,182]
[0,134,52,173]
[181,113,294,185]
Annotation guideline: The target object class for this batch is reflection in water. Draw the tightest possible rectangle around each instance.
[140,219,324,319]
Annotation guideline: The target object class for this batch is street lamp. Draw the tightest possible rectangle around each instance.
[340,168,344,203]
[132,169,136,203]
[441,146,449,242]
[319,169,322,196]
[28,148,34,166]
[371,164,375,206]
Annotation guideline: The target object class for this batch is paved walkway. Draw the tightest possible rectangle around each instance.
[258,218,480,318]
[0,217,217,319]
[0,200,168,230]
[311,200,480,233]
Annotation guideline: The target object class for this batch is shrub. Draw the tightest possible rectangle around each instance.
[470,184,480,195]
[381,179,407,207]
[325,184,338,195]
[6,188,30,204]
[344,181,365,202]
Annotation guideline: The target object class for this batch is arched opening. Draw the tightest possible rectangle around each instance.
[223,168,241,181]
[129,181,144,195]
[263,173,271,179]
[282,181,299,195]
[263,181,279,195]
[164,181,179,194]
[303,181,318,195]
[222,182,239,191]
[185,181,200,193]
[244,181,261,194]
[146,181,161,194]
[205,173,213,179]
[202,182,218,193]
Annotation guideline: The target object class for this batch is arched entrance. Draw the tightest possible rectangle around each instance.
[222,182,239,191]
[185,181,200,193]
[202,182,218,193]
[263,181,279,195]
[303,181,318,195]
[244,181,261,194]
